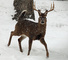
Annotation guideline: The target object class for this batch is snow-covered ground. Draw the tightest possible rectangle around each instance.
[0,0,68,60]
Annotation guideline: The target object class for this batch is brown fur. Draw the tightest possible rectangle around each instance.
[8,11,49,57]
[7,2,55,57]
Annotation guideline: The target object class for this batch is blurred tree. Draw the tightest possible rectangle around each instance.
[52,0,68,1]
[51,0,68,1]
[13,0,35,21]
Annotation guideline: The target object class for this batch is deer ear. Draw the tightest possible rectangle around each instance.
[44,10,48,15]
[45,10,48,13]
[38,10,41,16]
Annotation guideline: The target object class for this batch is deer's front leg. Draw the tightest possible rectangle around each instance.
[28,38,33,55]
[40,37,49,57]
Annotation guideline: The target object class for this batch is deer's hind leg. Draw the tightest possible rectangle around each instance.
[8,31,14,46]
[18,35,26,52]
[8,31,19,46]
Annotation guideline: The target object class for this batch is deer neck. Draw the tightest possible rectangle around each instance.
[38,23,46,31]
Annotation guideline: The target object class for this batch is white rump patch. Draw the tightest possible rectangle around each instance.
[22,34,27,38]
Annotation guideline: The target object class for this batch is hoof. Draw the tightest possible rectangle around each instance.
[27,53,30,56]
[46,52,49,58]
[7,44,10,46]
[20,50,23,52]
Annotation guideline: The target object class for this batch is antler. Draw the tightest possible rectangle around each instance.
[48,2,54,12]
[33,2,41,15]
[33,2,38,11]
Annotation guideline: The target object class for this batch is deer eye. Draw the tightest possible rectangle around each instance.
[40,17,45,20]
[40,17,42,19]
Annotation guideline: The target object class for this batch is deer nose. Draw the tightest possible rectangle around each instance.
[41,21,44,23]
[41,20,44,23]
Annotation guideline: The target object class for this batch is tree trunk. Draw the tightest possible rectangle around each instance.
[13,0,35,21]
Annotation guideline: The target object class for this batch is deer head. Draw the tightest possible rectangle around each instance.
[33,2,54,25]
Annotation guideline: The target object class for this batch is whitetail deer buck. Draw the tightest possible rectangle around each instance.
[8,2,54,57]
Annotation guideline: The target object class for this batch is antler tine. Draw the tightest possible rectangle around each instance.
[53,2,55,9]
[48,2,54,12]
[33,2,41,16]
[33,2,38,11]
[50,3,52,10]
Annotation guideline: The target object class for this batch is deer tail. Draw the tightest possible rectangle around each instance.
[17,10,27,21]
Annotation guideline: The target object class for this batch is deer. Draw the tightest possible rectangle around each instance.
[7,2,54,57]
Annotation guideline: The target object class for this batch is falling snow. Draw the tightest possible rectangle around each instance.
[0,0,68,60]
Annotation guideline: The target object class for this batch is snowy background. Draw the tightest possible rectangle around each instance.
[0,0,68,60]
